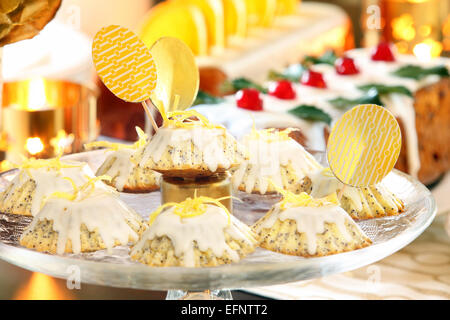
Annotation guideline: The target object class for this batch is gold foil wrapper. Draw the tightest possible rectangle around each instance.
[0,0,61,46]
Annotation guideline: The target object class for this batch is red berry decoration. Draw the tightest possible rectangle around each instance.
[301,70,327,88]
[236,88,263,111]
[268,80,296,100]
[371,42,396,62]
[335,57,359,75]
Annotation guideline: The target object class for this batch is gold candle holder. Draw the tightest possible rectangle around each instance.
[1,78,98,161]
[161,173,232,212]
[2,107,64,159]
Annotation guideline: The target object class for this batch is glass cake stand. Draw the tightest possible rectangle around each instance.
[0,151,437,300]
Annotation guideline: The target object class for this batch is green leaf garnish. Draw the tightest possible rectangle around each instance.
[303,50,338,66]
[288,104,332,125]
[192,90,224,106]
[268,64,305,82]
[391,64,449,80]
[267,51,336,82]
[358,83,413,97]
[328,89,383,111]
[328,83,411,111]
[221,77,267,94]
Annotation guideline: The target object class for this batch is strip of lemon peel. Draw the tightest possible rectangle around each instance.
[46,177,80,202]
[134,127,148,148]
[150,97,168,123]
[266,178,339,209]
[18,154,82,180]
[79,175,112,196]
[148,193,237,227]
[85,127,148,151]
[150,94,223,130]
[46,175,113,203]
[164,110,224,129]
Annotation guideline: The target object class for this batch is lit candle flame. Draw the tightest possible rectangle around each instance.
[413,39,443,62]
[25,137,44,155]
[391,14,415,42]
[27,78,48,111]
[50,130,74,155]
[13,272,74,300]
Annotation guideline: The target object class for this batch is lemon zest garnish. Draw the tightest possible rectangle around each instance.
[162,109,224,130]
[134,127,148,148]
[150,94,222,130]
[151,97,169,124]
[84,140,132,151]
[79,175,112,198]
[46,177,80,202]
[46,175,112,203]
[85,127,148,151]
[267,179,339,209]
[148,194,235,226]
[19,155,82,171]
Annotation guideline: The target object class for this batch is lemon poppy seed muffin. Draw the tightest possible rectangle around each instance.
[302,167,405,220]
[252,191,372,257]
[87,127,161,193]
[232,128,322,194]
[131,196,257,267]
[95,147,161,193]
[134,110,248,178]
[0,158,98,216]
[20,181,146,255]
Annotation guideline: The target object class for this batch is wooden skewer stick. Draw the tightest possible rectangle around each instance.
[337,184,347,202]
[141,100,159,133]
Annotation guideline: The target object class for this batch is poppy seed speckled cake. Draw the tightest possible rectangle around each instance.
[20,178,146,255]
[301,167,405,220]
[87,127,161,193]
[231,128,322,195]
[252,191,372,257]
[131,196,257,267]
[0,158,100,216]
[133,110,248,178]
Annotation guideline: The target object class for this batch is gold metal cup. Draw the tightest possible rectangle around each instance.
[160,173,232,211]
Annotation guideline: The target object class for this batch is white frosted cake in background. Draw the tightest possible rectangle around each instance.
[193,44,450,185]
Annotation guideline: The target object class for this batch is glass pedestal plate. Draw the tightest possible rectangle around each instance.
[0,151,437,300]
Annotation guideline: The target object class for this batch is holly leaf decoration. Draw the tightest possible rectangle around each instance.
[221,77,267,94]
[328,88,383,111]
[391,64,449,80]
[193,90,224,106]
[358,83,413,97]
[288,104,332,125]
[268,64,305,82]
[303,50,338,66]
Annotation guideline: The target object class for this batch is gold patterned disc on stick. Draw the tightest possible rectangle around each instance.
[92,25,159,131]
[327,104,401,188]
[149,36,199,112]
[92,25,157,103]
